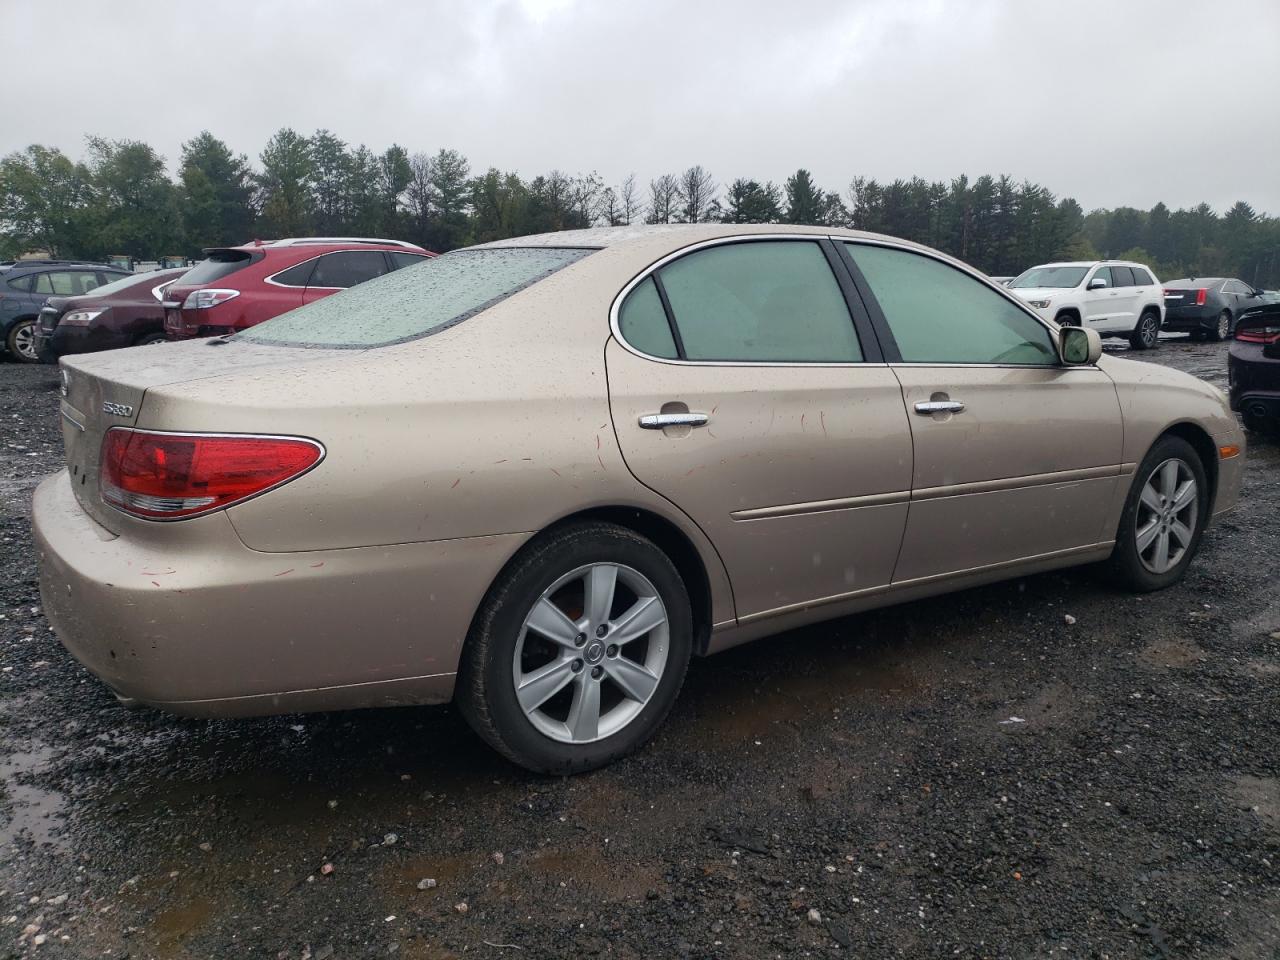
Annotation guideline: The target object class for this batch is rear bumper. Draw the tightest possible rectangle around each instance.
[34,324,136,360]
[33,471,529,717]
[1162,307,1215,331]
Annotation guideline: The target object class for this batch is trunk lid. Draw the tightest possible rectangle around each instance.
[58,338,336,532]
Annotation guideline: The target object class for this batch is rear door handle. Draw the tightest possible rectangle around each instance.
[639,412,709,429]
[913,400,965,415]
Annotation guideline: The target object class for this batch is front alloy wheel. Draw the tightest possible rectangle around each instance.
[1210,310,1231,342]
[1134,458,1198,574]
[458,522,692,774]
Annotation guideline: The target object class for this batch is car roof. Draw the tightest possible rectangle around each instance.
[1165,277,1227,285]
[219,238,429,256]
[6,260,118,272]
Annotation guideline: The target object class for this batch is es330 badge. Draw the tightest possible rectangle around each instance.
[102,401,134,417]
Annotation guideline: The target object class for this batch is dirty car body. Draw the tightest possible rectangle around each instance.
[33,225,1245,773]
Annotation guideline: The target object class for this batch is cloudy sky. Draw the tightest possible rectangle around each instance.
[11,0,1279,214]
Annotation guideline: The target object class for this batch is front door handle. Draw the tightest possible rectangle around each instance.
[913,400,965,416]
[639,412,709,429]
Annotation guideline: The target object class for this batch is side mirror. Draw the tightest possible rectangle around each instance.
[1088,277,1108,290]
[1060,326,1102,365]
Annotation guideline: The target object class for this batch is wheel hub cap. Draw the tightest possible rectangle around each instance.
[1135,458,1197,575]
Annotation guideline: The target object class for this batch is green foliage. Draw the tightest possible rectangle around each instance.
[1,130,1277,286]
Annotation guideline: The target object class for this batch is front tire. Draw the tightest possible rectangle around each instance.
[135,332,166,346]
[1128,310,1161,350]
[6,318,39,363]
[1107,435,1209,592]
[457,522,692,774]
[1208,310,1231,342]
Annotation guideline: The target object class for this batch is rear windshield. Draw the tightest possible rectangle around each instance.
[235,247,595,348]
[1010,266,1089,289]
[175,250,256,286]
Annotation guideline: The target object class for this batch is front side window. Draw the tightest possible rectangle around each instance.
[46,271,103,295]
[1225,280,1247,295]
[847,243,1056,365]
[237,247,593,349]
[650,240,862,362]
[310,251,390,289]
[1089,267,1112,289]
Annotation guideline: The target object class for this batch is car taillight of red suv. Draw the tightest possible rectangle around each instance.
[163,237,434,340]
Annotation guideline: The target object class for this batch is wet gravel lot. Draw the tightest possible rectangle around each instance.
[2,338,1279,959]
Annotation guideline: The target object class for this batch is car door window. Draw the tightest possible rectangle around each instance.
[309,251,390,289]
[617,276,678,359]
[271,259,318,288]
[846,242,1056,365]
[1225,280,1247,295]
[31,273,55,295]
[1110,266,1135,287]
[1089,267,1112,289]
[651,240,862,362]
[389,252,428,270]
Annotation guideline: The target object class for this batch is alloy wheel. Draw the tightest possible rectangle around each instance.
[512,562,669,744]
[1218,311,1231,340]
[1135,458,1198,574]
[11,321,37,361]
[1140,314,1159,347]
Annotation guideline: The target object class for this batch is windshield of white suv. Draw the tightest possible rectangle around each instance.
[235,247,595,348]
[1010,266,1089,289]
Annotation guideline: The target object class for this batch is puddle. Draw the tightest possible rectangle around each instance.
[1138,636,1208,670]
[0,743,68,851]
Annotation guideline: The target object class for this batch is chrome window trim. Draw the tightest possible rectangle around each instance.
[263,252,326,289]
[607,233,878,369]
[264,250,391,291]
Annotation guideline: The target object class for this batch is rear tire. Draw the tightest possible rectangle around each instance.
[1208,310,1231,342]
[457,522,692,774]
[6,318,39,363]
[1128,310,1160,350]
[1107,435,1209,592]
[135,333,166,346]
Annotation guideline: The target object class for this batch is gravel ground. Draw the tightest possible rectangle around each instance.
[2,337,1279,960]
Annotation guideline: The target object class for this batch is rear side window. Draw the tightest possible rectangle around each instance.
[177,250,256,286]
[847,243,1056,365]
[236,247,594,348]
[1132,267,1155,286]
[309,251,389,289]
[390,252,429,270]
[648,240,862,362]
[270,259,317,288]
[618,277,678,359]
[1110,266,1135,287]
[6,274,32,292]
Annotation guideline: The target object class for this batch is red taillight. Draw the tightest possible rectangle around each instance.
[1195,288,1207,306]
[1236,325,1280,344]
[100,429,323,520]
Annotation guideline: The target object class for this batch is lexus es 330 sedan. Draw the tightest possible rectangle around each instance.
[34,225,1244,773]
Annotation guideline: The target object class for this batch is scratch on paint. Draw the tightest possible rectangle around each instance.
[820,410,827,437]
[494,458,508,464]
[550,467,562,478]
[274,569,294,577]
[597,454,607,472]
[310,562,325,569]
[800,413,806,431]
[595,434,601,449]
[151,581,160,587]
[451,478,461,489]
[711,404,718,414]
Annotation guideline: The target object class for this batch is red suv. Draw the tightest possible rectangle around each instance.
[164,237,433,340]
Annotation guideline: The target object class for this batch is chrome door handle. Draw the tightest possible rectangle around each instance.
[639,412,709,429]
[913,400,965,415]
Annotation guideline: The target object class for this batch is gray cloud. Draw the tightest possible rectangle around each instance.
[10,0,1279,213]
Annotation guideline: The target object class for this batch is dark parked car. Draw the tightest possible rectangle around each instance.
[1,260,131,362]
[1162,277,1268,341]
[33,268,186,363]
[1229,303,1280,434]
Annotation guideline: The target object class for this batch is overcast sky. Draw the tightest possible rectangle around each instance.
[11,0,1280,214]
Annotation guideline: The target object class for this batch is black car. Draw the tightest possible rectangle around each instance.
[1162,277,1268,341]
[1,260,131,362]
[1228,302,1280,433]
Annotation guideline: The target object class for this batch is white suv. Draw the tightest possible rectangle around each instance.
[1008,261,1165,350]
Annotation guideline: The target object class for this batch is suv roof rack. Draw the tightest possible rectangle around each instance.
[8,259,108,268]
[269,237,418,249]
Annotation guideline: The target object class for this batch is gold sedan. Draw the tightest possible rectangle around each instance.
[33,225,1244,772]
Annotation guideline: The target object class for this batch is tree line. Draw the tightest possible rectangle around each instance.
[2,130,1277,286]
